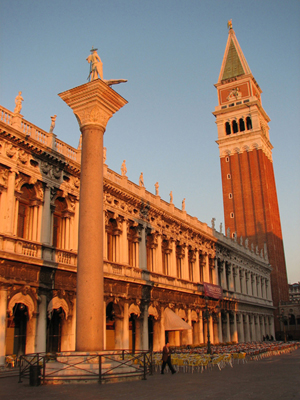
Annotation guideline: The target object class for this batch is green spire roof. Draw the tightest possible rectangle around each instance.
[222,39,245,80]
[218,28,252,83]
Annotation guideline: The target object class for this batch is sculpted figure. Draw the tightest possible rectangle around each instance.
[86,47,103,81]
[155,182,159,196]
[139,172,144,187]
[103,147,107,163]
[169,191,173,204]
[49,115,57,133]
[227,19,233,30]
[211,218,215,229]
[14,91,24,114]
[182,198,186,211]
[121,160,127,176]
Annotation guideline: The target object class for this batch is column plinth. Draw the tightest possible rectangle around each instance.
[59,80,127,351]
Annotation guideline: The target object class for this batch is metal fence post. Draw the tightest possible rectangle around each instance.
[143,353,146,380]
[18,355,22,383]
[98,355,102,384]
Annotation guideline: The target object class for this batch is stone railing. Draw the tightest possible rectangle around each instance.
[104,261,143,280]
[0,105,80,164]
[0,234,77,267]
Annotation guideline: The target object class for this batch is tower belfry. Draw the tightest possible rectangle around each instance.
[213,24,289,334]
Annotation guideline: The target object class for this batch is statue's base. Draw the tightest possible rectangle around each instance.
[43,351,144,385]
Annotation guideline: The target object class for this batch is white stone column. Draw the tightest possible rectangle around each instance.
[160,307,166,347]
[228,264,234,292]
[32,205,38,241]
[0,288,7,365]
[194,251,200,282]
[209,314,214,344]
[250,315,256,341]
[203,254,209,283]
[199,311,204,343]
[141,304,149,351]
[218,312,223,343]
[221,261,227,290]
[26,315,37,354]
[244,314,250,342]
[156,235,162,274]
[123,302,129,349]
[5,169,17,234]
[139,224,147,270]
[35,294,47,353]
[237,313,245,343]
[232,312,238,343]
[257,277,262,298]
[246,272,252,295]
[270,316,275,339]
[187,309,193,344]
[183,246,189,280]
[170,240,177,277]
[213,258,219,285]
[226,313,231,342]
[234,267,241,293]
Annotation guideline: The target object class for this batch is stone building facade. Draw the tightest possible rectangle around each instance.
[0,102,275,364]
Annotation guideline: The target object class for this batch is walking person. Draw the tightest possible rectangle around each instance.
[161,342,176,374]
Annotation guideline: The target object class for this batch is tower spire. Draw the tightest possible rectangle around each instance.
[218,24,251,83]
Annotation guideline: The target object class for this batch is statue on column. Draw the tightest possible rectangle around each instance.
[14,91,24,114]
[49,115,57,133]
[87,47,103,81]
[86,47,127,86]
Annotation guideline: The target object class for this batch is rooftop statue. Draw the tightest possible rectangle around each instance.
[227,19,233,30]
[14,91,24,114]
[49,115,57,133]
[121,160,127,176]
[139,172,144,187]
[155,182,159,196]
[86,47,127,86]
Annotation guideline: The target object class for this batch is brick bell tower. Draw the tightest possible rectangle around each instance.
[213,24,289,335]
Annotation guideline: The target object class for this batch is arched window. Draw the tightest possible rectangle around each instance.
[246,117,252,130]
[239,118,245,132]
[232,120,238,133]
[225,122,231,135]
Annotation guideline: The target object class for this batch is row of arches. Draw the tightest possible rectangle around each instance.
[225,116,252,136]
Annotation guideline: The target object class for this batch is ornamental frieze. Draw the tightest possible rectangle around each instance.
[53,270,76,291]
[0,263,39,283]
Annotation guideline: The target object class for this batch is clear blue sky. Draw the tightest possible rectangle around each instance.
[1,0,299,282]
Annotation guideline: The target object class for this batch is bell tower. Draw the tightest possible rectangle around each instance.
[213,24,289,334]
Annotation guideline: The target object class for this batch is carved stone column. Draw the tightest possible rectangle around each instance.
[59,80,127,351]
[0,288,7,366]
[36,294,47,353]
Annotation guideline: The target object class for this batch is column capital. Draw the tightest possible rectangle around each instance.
[59,79,128,132]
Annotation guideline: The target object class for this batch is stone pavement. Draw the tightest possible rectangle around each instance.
[1,349,300,400]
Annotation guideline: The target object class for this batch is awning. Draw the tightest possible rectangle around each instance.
[164,308,192,331]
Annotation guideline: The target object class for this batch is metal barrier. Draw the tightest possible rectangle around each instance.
[18,350,153,385]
